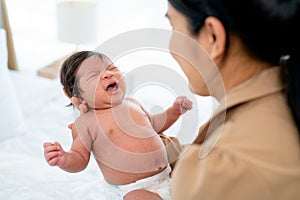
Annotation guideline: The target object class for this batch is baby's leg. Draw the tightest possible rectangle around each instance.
[123,189,162,200]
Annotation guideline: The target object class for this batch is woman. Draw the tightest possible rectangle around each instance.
[166,0,300,199]
[71,0,300,199]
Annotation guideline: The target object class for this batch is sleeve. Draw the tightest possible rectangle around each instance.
[159,133,183,171]
[171,145,271,200]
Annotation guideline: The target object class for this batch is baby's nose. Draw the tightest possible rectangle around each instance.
[102,70,113,79]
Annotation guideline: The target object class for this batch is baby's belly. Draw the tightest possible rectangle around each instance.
[94,139,168,185]
[93,134,168,185]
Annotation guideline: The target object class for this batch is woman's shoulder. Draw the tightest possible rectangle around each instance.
[227,91,293,129]
[218,91,298,154]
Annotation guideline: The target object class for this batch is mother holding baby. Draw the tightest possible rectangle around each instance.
[74,0,300,199]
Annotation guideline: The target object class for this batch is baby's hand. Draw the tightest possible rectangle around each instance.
[43,142,66,167]
[173,96,193,114]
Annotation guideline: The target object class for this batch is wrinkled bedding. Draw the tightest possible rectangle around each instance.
[0,71,106,199]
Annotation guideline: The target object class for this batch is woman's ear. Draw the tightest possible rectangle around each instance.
[197,16,226,60]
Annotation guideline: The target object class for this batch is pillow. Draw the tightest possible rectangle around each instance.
[0,28,25,140]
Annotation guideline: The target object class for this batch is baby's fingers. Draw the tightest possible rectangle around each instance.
[43,142,53,148]
[54,142,63,151]
[47,156,60,166]
[182,99,193,110]
[174,97,184,107]
[45,151,61,166]
[177,96,192,109]
[43,142,60,153]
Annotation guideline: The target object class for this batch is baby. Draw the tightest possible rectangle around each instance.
[43,51,192,199]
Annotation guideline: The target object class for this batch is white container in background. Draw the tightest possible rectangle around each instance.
[56,0,99,44]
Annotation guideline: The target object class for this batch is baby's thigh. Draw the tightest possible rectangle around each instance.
[123,189,162,200]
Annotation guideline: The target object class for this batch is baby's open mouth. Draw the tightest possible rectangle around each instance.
[105,81,118,91]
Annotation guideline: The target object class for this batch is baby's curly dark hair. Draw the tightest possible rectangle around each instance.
[60,51,111,99]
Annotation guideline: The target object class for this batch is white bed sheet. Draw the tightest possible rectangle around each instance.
[0,71,106,199]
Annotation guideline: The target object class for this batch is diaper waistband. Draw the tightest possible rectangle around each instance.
[112,165,171,190]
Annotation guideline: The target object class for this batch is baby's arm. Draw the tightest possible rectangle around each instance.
[43,126,90,173]
[152,96,193,133]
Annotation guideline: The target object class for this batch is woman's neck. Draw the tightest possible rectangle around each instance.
[219,36,271,93]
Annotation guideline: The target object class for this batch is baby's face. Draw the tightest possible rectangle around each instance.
[76,55,126,109]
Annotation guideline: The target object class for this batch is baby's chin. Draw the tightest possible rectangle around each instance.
[111,90,125,103]
[94,97,124,109]
[108,99,123,108]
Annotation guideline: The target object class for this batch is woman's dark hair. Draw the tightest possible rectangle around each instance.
[60,51,111,99]
[168,0,300,133]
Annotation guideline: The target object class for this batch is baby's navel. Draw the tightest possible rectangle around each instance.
[156,163,167,171]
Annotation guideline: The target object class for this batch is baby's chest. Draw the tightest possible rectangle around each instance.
[99,104,151,127]
[95,106,153,139]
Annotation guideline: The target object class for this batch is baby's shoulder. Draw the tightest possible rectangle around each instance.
[125,97,141,106]
[123,98,152,121]
[73,112,99,138]
[74,112,97,127]
[124,98,146,111]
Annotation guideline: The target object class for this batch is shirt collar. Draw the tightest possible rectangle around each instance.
[214,66,283,118]
[194,67,283,145]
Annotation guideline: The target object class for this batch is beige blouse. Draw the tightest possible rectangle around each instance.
[171,67,300,200]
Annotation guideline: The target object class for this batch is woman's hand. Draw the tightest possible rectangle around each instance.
[172,96,193,115]
[71,96,88,113]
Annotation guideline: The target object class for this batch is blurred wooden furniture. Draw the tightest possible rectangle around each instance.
[37,55,69,79]
[1,0,18,70]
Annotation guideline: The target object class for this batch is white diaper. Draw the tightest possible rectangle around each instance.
[104,165,172,200]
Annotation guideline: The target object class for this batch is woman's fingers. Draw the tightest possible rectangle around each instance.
[79,103,88,113]
[71,97,88,113]
[68,123,74,130]
[71,96,80,108]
